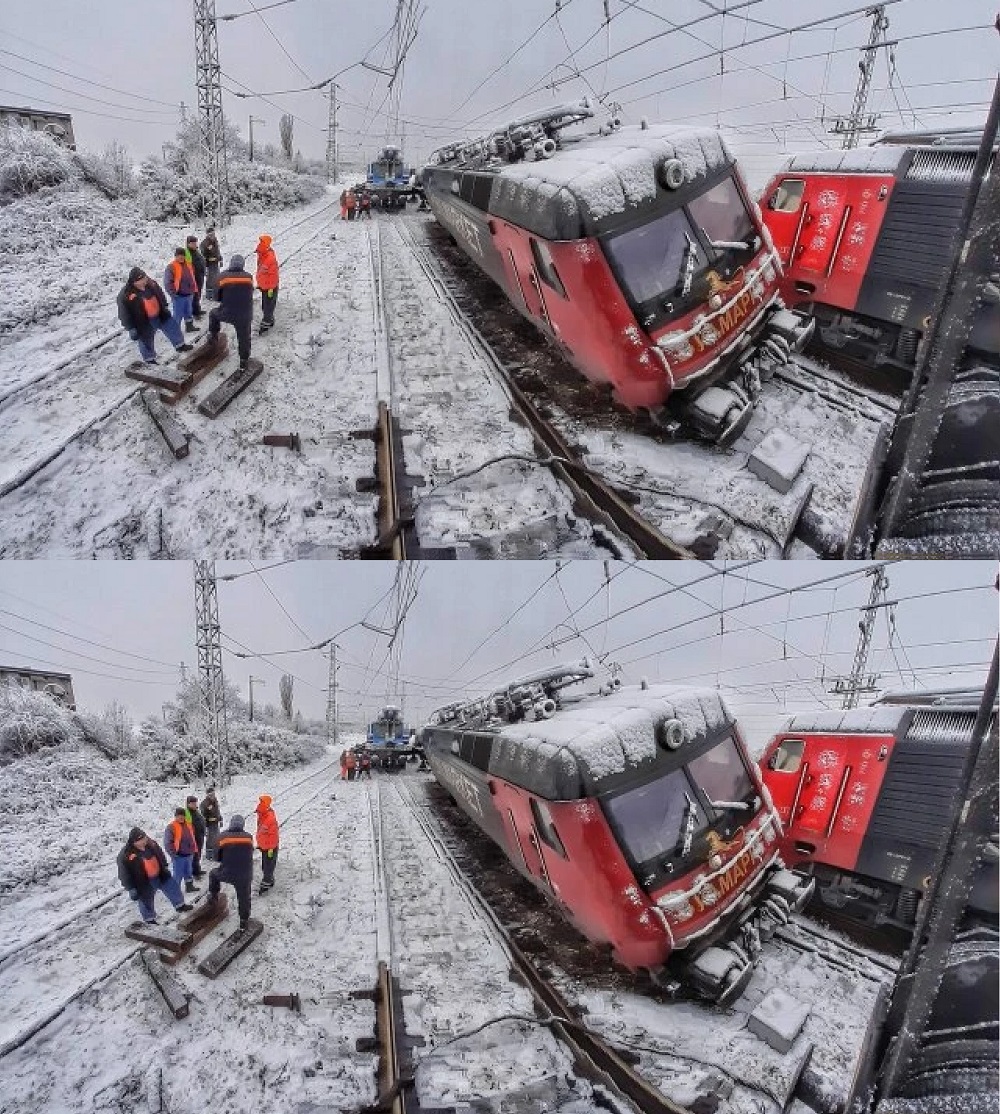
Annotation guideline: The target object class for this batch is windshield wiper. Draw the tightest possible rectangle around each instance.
[680,792,698,855]
[677,233,698,297]
[708,799,751,812]
[698,225,757,253]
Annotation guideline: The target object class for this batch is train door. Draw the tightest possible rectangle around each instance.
[490,221,555,336]
[498,790,554,892]
[763,177,810,270]
[764,736,809,826]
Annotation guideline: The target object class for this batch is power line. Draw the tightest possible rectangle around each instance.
[0,606,178,668]
[238,0,314,83]
[0,47,179,107]
[0,649,179,688]
[248,560,313,643]
[0,86,181,126]
[0,60,177,116]
[0,620,176,677]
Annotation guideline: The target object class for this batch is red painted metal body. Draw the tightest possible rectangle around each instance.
[760,171,896,316]
[475,764,780,971]
[760,729,897,874]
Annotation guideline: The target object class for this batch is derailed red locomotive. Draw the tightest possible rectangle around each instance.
[758,131,1000,383]
[422,102,815,443]
[759,689,999,932]
[421,661,813,1004]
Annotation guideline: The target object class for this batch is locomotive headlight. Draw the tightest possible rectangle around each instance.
[657,893,695,922]
[709,853,723,870]
[709,293,723,310]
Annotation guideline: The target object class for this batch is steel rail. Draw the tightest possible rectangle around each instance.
[393,220,692,559]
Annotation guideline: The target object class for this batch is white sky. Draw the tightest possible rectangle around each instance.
[0,560,995,752]
[1,0,996,170]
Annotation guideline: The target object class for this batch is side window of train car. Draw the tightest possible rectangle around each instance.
[768,738,805,772]
[530,798,568,858]
[767,178,806,213]
[530,238,568,298]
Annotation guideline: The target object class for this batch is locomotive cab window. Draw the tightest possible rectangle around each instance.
[767,178,805,213]
[531,798,567,858]
[687,176,757,271]
[686,735,757,815]
[530,239,567,298]
[767,738,804,773]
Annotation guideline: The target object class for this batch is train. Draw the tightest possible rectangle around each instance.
[366,144,416,209]
[758,128,1000,385]
[366,704,419,770]
[422,100,816,443]
[759,688,999,933]
[421,661,814,1004]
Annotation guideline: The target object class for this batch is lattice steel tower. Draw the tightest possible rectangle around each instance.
[326,85,338,182]
[193,0,230,225]
[194,561,229,782]
[834,566,890,708]
[833,5,890,149]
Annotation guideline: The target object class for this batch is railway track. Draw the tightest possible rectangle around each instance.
[0,199,345,509]
[397,213,896,558]
[0,755,344,1060]
[401,775,894,1114]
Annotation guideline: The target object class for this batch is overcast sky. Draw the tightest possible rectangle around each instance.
[0,560,995,752]
[1,0,996,171]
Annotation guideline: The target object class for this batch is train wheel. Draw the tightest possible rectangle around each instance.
[716,959,755,1008]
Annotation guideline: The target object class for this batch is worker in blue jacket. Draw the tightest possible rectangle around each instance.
[206,254,254,372]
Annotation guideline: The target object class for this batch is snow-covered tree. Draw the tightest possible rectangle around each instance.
[0,126,76,200]
[0,684,74,763]
[279,114,294,160]
[280,674,294,720]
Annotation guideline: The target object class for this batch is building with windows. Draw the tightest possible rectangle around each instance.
[0,665,76,709]
[0,105,76,149]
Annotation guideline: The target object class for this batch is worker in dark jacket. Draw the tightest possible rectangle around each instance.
[185,235,207,319]
[185,795,207,878]
[206,814,255,931]
[206,254,254,371]
[117,827,193,924]
[202,785,223,861]
[201,226,222,301]
[117,267,193,365]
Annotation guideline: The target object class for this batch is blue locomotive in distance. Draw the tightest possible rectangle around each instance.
[366,704,421,770]
[366,145,415,209]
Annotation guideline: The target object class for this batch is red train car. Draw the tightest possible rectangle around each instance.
[759,691,999,931]
[759,132,1000,382]
[422,102,814,443]
[422,662,813,1004]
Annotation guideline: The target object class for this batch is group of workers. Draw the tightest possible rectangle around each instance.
[117,788,280,934]
[117,228,280,372]
[339,747,374,780]
[339,187,374,220]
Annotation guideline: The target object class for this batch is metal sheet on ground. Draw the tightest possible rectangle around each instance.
[197,359,264,419]
[197,918,263,978]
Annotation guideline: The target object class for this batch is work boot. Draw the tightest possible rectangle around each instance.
[204,891,221,908]
[238,358,249,372]
[144,919,159,926]
[204,332,221,352]
[239,918,249,932]
[185,880,199,893]
[176,903,194,913]
[184,320,199,333]
[177,343,194,353]
[193,310,206,319]
[143,358,159,365]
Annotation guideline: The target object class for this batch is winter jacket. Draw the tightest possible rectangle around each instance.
[118,831,171,897]
[185,246,206,286]
[202,793,222,826]
[215,260,254,327]
[255,796,279,851]
[118,269,170,333]
[164,257,198,297]
[186,805,207,843]
[201,232,222,266]
[164,816,198,857]
[216,822,255,884]
[255,236,279,292]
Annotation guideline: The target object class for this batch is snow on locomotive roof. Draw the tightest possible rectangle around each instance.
[779,145,906,176]
[489,124,732,234]
[489,683,734,799]
[779,706,909,736]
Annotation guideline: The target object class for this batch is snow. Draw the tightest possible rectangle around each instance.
[781,706,908,735]
[781,145,905,175]
[493,684,732,795]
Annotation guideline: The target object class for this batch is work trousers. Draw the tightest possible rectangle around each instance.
[208,307,251,362]
[170,293,194,327]
[135,317,184,361]
[170,852,194,885]
[134,874,184,923]
[209,866,252,923]
[205,821,221,861]
[205,262,220,301]
[260,848,278,887]
[260,287,278,325]
[193,835,205,876]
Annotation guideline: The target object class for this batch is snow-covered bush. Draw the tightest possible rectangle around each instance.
[0,685,75,762]
[74,141,137,200]
[0,125,77,200]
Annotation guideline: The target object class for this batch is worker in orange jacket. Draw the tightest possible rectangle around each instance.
[255,234,279,334]
[255,794,280,894]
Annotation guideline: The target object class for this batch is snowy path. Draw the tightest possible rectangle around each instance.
[0,196,382,558]
[380,219,600,557]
